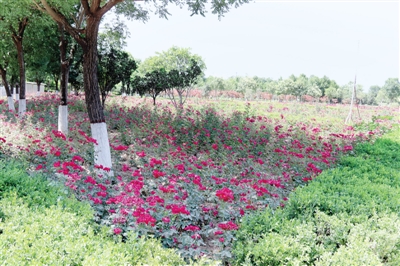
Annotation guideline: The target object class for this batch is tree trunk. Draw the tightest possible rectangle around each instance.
[10,19,28,117]
[58,23,72,135]
[0,66,15,112]
[36,80,41,95]
[82,17,112,172]
[14,83,19,101]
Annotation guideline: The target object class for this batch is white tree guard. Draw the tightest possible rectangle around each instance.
[7,97,15,112]
[58,105,68,135]
[18,99,26,117]
[91,122,113,175]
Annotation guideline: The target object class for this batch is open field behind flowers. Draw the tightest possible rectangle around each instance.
[0,93,399,261]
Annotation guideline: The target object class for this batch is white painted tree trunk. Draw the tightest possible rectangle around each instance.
[14,93,19,101]
[7,97,15,112]
[58,105,68,135]
[91,122,113,176]
[18,99,26,117]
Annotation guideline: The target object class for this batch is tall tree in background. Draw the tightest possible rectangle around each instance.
[34,0,250,172]
[382,78,400,104]
[98,22,136,106]
[0,0,41,116]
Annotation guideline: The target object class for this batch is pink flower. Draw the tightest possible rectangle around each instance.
[136,151,146,157]
[162,217,170,223]
[191,234,201,240]
[35,164,43,170]
[184,225,200,231]
[167,204,190,215]
[153,169,166,178]
[113,145,129,151]
[219,237,225,242]
[114,227,123,235]
[212,143,218,150]
[216,187,234,202]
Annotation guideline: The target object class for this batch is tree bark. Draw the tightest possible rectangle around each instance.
[10,18,28,116]
[82,17,105,123]
[58,23,70,106]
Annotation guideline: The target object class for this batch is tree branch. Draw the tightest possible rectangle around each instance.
[39,0,87,48]
[98,0,124,17]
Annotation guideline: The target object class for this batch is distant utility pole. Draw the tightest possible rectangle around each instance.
[345,41,361,124]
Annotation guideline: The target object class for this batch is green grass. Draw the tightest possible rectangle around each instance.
[0,159,190,265]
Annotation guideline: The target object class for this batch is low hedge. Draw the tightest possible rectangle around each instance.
[0,159,188,265]
[232,128,400,265]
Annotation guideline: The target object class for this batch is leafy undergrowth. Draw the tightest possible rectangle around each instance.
[0,160,213,265]
[0,94,398,262]
[232,128,400,265]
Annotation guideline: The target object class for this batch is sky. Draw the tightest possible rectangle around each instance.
[114,0,399,91]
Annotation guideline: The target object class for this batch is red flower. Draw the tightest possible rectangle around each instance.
[212,143,218,150]
[216,187,234,202]
[36,164,43,170]
[218,221,239,231]
[136,214,156,226]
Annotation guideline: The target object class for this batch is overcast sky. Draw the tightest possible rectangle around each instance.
[116,0,399,91]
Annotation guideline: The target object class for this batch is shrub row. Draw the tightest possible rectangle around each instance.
[232,128,400,265]
[0,160,192,265]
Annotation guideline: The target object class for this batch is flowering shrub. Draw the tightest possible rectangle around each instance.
[0,93,398,261]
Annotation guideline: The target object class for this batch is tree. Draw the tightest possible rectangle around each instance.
[131,69,169,105]
[98,47,136,106]
[324,86,338,103]
[34,0,250,172]
[202,76,225,98]
[365,85,381,105]
[166,59,203,108]
[139,46,205,109]
[382,78,400,104]
[25,21,59,95]
[0,0,45,116]
[97,22,136,106]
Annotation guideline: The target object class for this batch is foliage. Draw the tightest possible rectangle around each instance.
[98,47,137,106]
[137,46,205,108]
[0,158,190,265]
[232,128,400,265]
[2,93,396,261]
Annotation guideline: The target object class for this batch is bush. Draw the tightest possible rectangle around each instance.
[232,128,400,265]
[0,159,190,265]
[0,194,186,265]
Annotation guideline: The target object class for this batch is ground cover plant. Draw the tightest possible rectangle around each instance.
[232,128,400,265]
[0,93,398,262]
[0,159,190,265]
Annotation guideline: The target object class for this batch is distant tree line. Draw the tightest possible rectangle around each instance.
[196,75,400,106]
